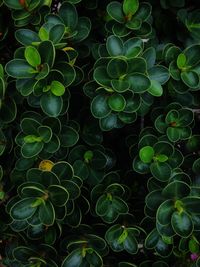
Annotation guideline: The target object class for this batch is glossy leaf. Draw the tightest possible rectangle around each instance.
[5,59,36,78]
[10,197,37,220]
[108,93,126,112]
[128,73,151,93]
[107,2,124,23]
[139,146,154,163]
[106,35,124,56]
[39,201,55,226]
[123,0,139,16]
[25,46,41,68]
[171,211,193,237]
[40,92,63,117]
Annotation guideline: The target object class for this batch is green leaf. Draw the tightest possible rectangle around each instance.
[189,239,200,253]
[72,17,91,43]
[126,18,142,30]
[48,185,69,207]
[123,0,139,16]
[59,126,79,147]
[127,57,147,73]
[40,92,63,117]
[20,185,46,198]
[128,73,151,93]
[108,93,126,112]
[177,53,187,69]
[25,46,41,68]
[142,47,156,68]
[107,2,124,23]
[124,37,143,58]
[171,211,193,237]
[133,156,150,174]
[118,112,137,124]
[4,0,23,9]
[112,23,130,37]
[62,249,82,267]
[181,71,200,88]
[38,40,55,68]
[148,80,163,97]
[106,35,124,56]
[0,98,15,121]
[157,199,174,225]
[12,246,38,262]
[91,94,111,118]
[61,180,80,200]
[153,141,174,157]
[162,181,190,199]
[56,62,76,87]
[15,29,40,46]
[10,197,37,220]
[167,127,180,142]
[145,189,165,211]
[85,250,103,266]
[165,110,179,124]
[100,113,118,131]
[39,26,49,41]
[179,108,194,127]
[21,142,44,158]
[93,66,111,88]
[139,146,154,163]
[150,162,171,182]
[5,59,36,78]
[123,231,138,254]
[50,81,65,96]
[148,66,169,85]
[39,201,55,226]
[24,135,42,143]
[154,115,167,133]
[49,24,65,44]
[21,118,41,135]
[37,126,52,143]
[111,79,130,92]
[156,154,168,162]
[183,44,200,66]
[73,160,89,180]
[107,58,128,78]
[134,2,152,21]
[58,2,78,30]
[96,195,128,223]
[182,197,200,214]
[145,228,159,249]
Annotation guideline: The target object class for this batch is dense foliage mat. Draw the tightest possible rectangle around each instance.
[1,0,200,266]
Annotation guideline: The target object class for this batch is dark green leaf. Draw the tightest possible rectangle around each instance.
[91,94,111,118]
[39,201,55,226]
[5,59,36,78]
[107,2,124,23]
[171,211,193,237]
[48,185,69,207]
[62,248,82,267]
[106,35,124,56]
[40,92,63,117]
[10,197,37,220]
[128,73,151,93]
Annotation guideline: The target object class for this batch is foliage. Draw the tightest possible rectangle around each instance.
[0,0,200,266]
